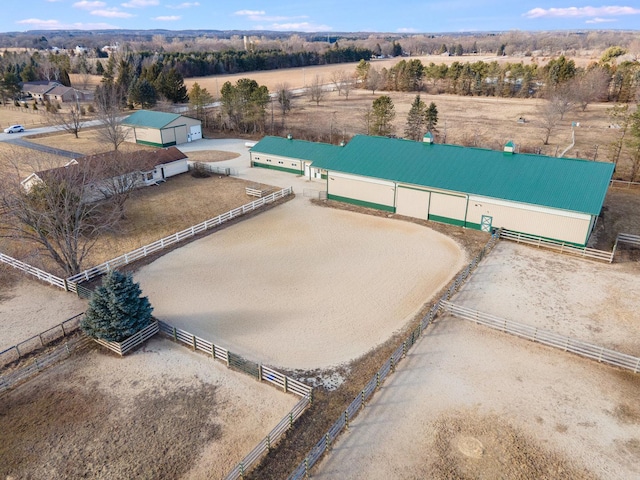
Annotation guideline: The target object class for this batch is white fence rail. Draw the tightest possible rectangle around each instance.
[615,232,640,248]
[441,301,640,374]
[67,187,293,286]
[93,321,159,356]
[0,252,68,290]
[610,179,640,189]
[500,229,614,262]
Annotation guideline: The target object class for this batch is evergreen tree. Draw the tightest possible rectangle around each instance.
[158,67,188,103]
[81,271,153,342]
[405,94,427,141]
[425,101,438,133]
[371,95,395,136]
[128,77,157,108]
[96,60,104,76]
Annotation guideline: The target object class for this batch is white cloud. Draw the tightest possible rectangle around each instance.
[91,8,134,18]
[166,2,199,8]
[524,5,640,19]
[258,22,332,32]
[153,15,181,21]
[586,17,617,23]
[122,0,159,7]
[397,27,417,33]
[73,1,106,9]
[16,18,118,29]
[235,10,266,16]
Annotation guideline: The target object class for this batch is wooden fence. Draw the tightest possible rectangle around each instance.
[0,336,91,394]
[156,320,313,480]
[189,162,237,176]
[66,187,293,287]
[287,230,502,479]
[0,313,84,367]
[441,301,640,374]
[92,321,159,356]
[500,229,614,262]
[0,252,69,290]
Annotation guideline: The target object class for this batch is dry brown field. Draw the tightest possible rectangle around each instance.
[0,336,297,479]
[183,53,598,93]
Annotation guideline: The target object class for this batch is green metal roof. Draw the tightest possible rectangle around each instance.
[250,136,344,162]
[311,135,615,216]
[123,110,183,129]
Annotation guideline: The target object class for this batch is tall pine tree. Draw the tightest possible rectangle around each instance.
[405,94,427,141]
[81,271,153,342]
[426,101,439,134]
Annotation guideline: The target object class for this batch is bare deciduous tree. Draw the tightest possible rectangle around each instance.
[308,75,325,106]
[275,82,292,127]
[330,70,345,96]
[49,104,84,139]
[95,83,129,151]
[0,154,125,276]
[539,100,562,145]
[367,67,384,95]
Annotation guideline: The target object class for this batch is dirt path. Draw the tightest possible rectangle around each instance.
[313,316,640,479]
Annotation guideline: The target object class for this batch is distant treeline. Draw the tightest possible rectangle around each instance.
[129,47,373,77]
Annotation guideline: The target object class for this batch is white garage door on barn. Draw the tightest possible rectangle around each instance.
[396,186,430,220]
[428,192,467,226]
[189,124,202,141]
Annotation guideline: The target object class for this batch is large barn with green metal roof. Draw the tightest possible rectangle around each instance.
[250,135,615,246]
[123,110,202,147]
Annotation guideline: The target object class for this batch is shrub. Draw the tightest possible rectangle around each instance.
[81,271,154,342]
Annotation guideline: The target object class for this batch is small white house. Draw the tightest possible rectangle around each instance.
[21,147,189,201]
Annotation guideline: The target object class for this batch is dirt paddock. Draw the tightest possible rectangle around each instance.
[134,196,466,370]
[0,337,297,479]
[313,316,640,479]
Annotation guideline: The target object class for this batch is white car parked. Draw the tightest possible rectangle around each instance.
[4,124,25,133]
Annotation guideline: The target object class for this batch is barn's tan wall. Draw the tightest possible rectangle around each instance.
[329,173,395,208]
[466,196,591,244]
[133,127,162,144]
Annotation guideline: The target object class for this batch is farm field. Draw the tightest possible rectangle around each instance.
[453,241,640,356]
[134,195,466,369]
[313,315,640,479]
[0,336,297,479]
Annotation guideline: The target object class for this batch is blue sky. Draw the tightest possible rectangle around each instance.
[2,1,640,33]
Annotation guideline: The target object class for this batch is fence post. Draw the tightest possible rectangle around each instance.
[284,376,288,393]
[289,411,294,428]
[325,433,331,452]
[345,410,349,430]
[376,371,380,389]
[258,364,263,382]
[361,390,365,408]
[172,327,177,342]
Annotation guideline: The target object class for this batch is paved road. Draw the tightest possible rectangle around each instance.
[1,120,106,158]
